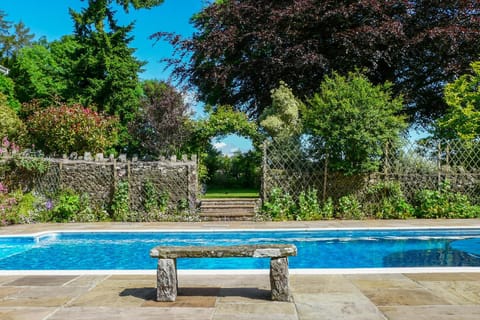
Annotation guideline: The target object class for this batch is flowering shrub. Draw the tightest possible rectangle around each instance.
[0,137,20,157]
[26,104,119,155]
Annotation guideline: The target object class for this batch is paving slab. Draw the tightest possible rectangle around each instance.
[48,307,215,320]
[0,286,88,307]
[0,307,55,320]
[380,305,480,320]
[360,287,452,306]
[291,275,359,294]
[213,302,297,320]
[5,275,77,286]
[414,280,480,305]
[294,292,385,320]
[406,273,480,282]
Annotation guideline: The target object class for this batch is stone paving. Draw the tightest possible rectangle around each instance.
[0,273,479,319]
[0,220,480,319]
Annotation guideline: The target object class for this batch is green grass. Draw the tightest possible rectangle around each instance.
[203,187,260,199]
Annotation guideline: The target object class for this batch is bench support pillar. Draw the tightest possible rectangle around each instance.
[270,257,292,302]
[156,258,178,302]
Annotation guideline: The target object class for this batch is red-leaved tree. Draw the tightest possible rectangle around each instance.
[156,0,480,123]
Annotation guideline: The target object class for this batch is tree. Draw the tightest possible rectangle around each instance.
[304,71,406,174]
[0,11,35,67]
[158,0,480,122]
[0,73,20,112]
[10,38,77,105]
[69,0,164,147]
[434,62,480,141]
[130,80,192,157]
[260,81,303,139]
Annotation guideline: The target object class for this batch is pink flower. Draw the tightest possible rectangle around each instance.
[2,137,10,148]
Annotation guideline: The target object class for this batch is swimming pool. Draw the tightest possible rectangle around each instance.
[0,228,480,270]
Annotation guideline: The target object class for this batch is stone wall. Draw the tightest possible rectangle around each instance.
[1,153,198,213]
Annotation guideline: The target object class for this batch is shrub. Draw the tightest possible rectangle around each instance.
[111,181,130,221]
[414,180,480,218]
[26,103,119,155]
[363,181,414,219]
[0,95,27,146]
[297,188,321,220]
[262,187,296,221]
[336,194,364,220]
[50,189,81,222]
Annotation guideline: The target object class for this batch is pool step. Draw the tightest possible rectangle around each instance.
[199,198,260,221]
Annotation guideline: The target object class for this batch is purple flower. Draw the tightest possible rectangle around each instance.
[46,200,54,210]
[2,137,10,148]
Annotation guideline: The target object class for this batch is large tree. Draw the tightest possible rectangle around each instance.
[304,71,406,174]
[69,0,164,146]
[129,80,192,157]
[157,0,480,123]
[0,11,35,67]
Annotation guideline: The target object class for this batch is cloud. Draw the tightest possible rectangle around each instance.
[213,142,227,150]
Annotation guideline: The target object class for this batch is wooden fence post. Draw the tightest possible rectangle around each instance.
[322,155,328,202]
[262,140,268,202]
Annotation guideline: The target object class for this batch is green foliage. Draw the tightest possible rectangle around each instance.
[297,188,322,221]
[11,155,50,174]
[0,94,26,145]
[10,42,70,105]
[26,103,119,155]
[0,11,35,67]
[130,80,192,157]
[207,149,261,189]
[260,81,303,139]
[176,198,189,214]
[111,181,130,221]
[262,187,296,221]
[414,181,480,219]
[0,74,21,111]
[50,189,81,222]
[70,1,148,148]
[304,71,407,174]
[434,61,480,141]
[336,195,364,220]
[363,181,414,219]
[143,180,169,214]
[188,105,259,184]
[192,105,260,150]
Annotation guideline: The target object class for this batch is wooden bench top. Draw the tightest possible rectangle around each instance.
[150,244,297,259]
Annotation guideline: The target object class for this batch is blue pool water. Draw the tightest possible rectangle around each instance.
[0,229,480,270]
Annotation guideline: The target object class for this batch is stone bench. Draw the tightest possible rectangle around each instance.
[150,244,297,302]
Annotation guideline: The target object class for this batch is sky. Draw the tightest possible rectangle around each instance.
[1,0,252,155]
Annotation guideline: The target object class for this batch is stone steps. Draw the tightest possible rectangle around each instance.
[199,198,260,221]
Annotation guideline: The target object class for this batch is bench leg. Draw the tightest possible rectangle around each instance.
[156,258,177,302]
[270,257,292,302]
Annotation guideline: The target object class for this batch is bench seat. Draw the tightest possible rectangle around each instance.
[150,244,297,302]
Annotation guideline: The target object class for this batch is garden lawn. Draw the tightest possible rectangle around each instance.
[203,187,259,199]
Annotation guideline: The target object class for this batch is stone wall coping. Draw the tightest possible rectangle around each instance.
[150,244,297,259]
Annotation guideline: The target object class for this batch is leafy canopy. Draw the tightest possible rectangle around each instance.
[158,0,480,123]
[434,62,480,141]
[260,81,303,139]
[304,71,407,174]
[129,80,192,157]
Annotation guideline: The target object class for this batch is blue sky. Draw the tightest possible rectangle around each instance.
[1,0,252,155]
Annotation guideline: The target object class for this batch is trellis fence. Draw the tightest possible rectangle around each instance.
[262,138,480,204]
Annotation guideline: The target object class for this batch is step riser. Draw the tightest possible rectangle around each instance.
[201,207,255,212]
